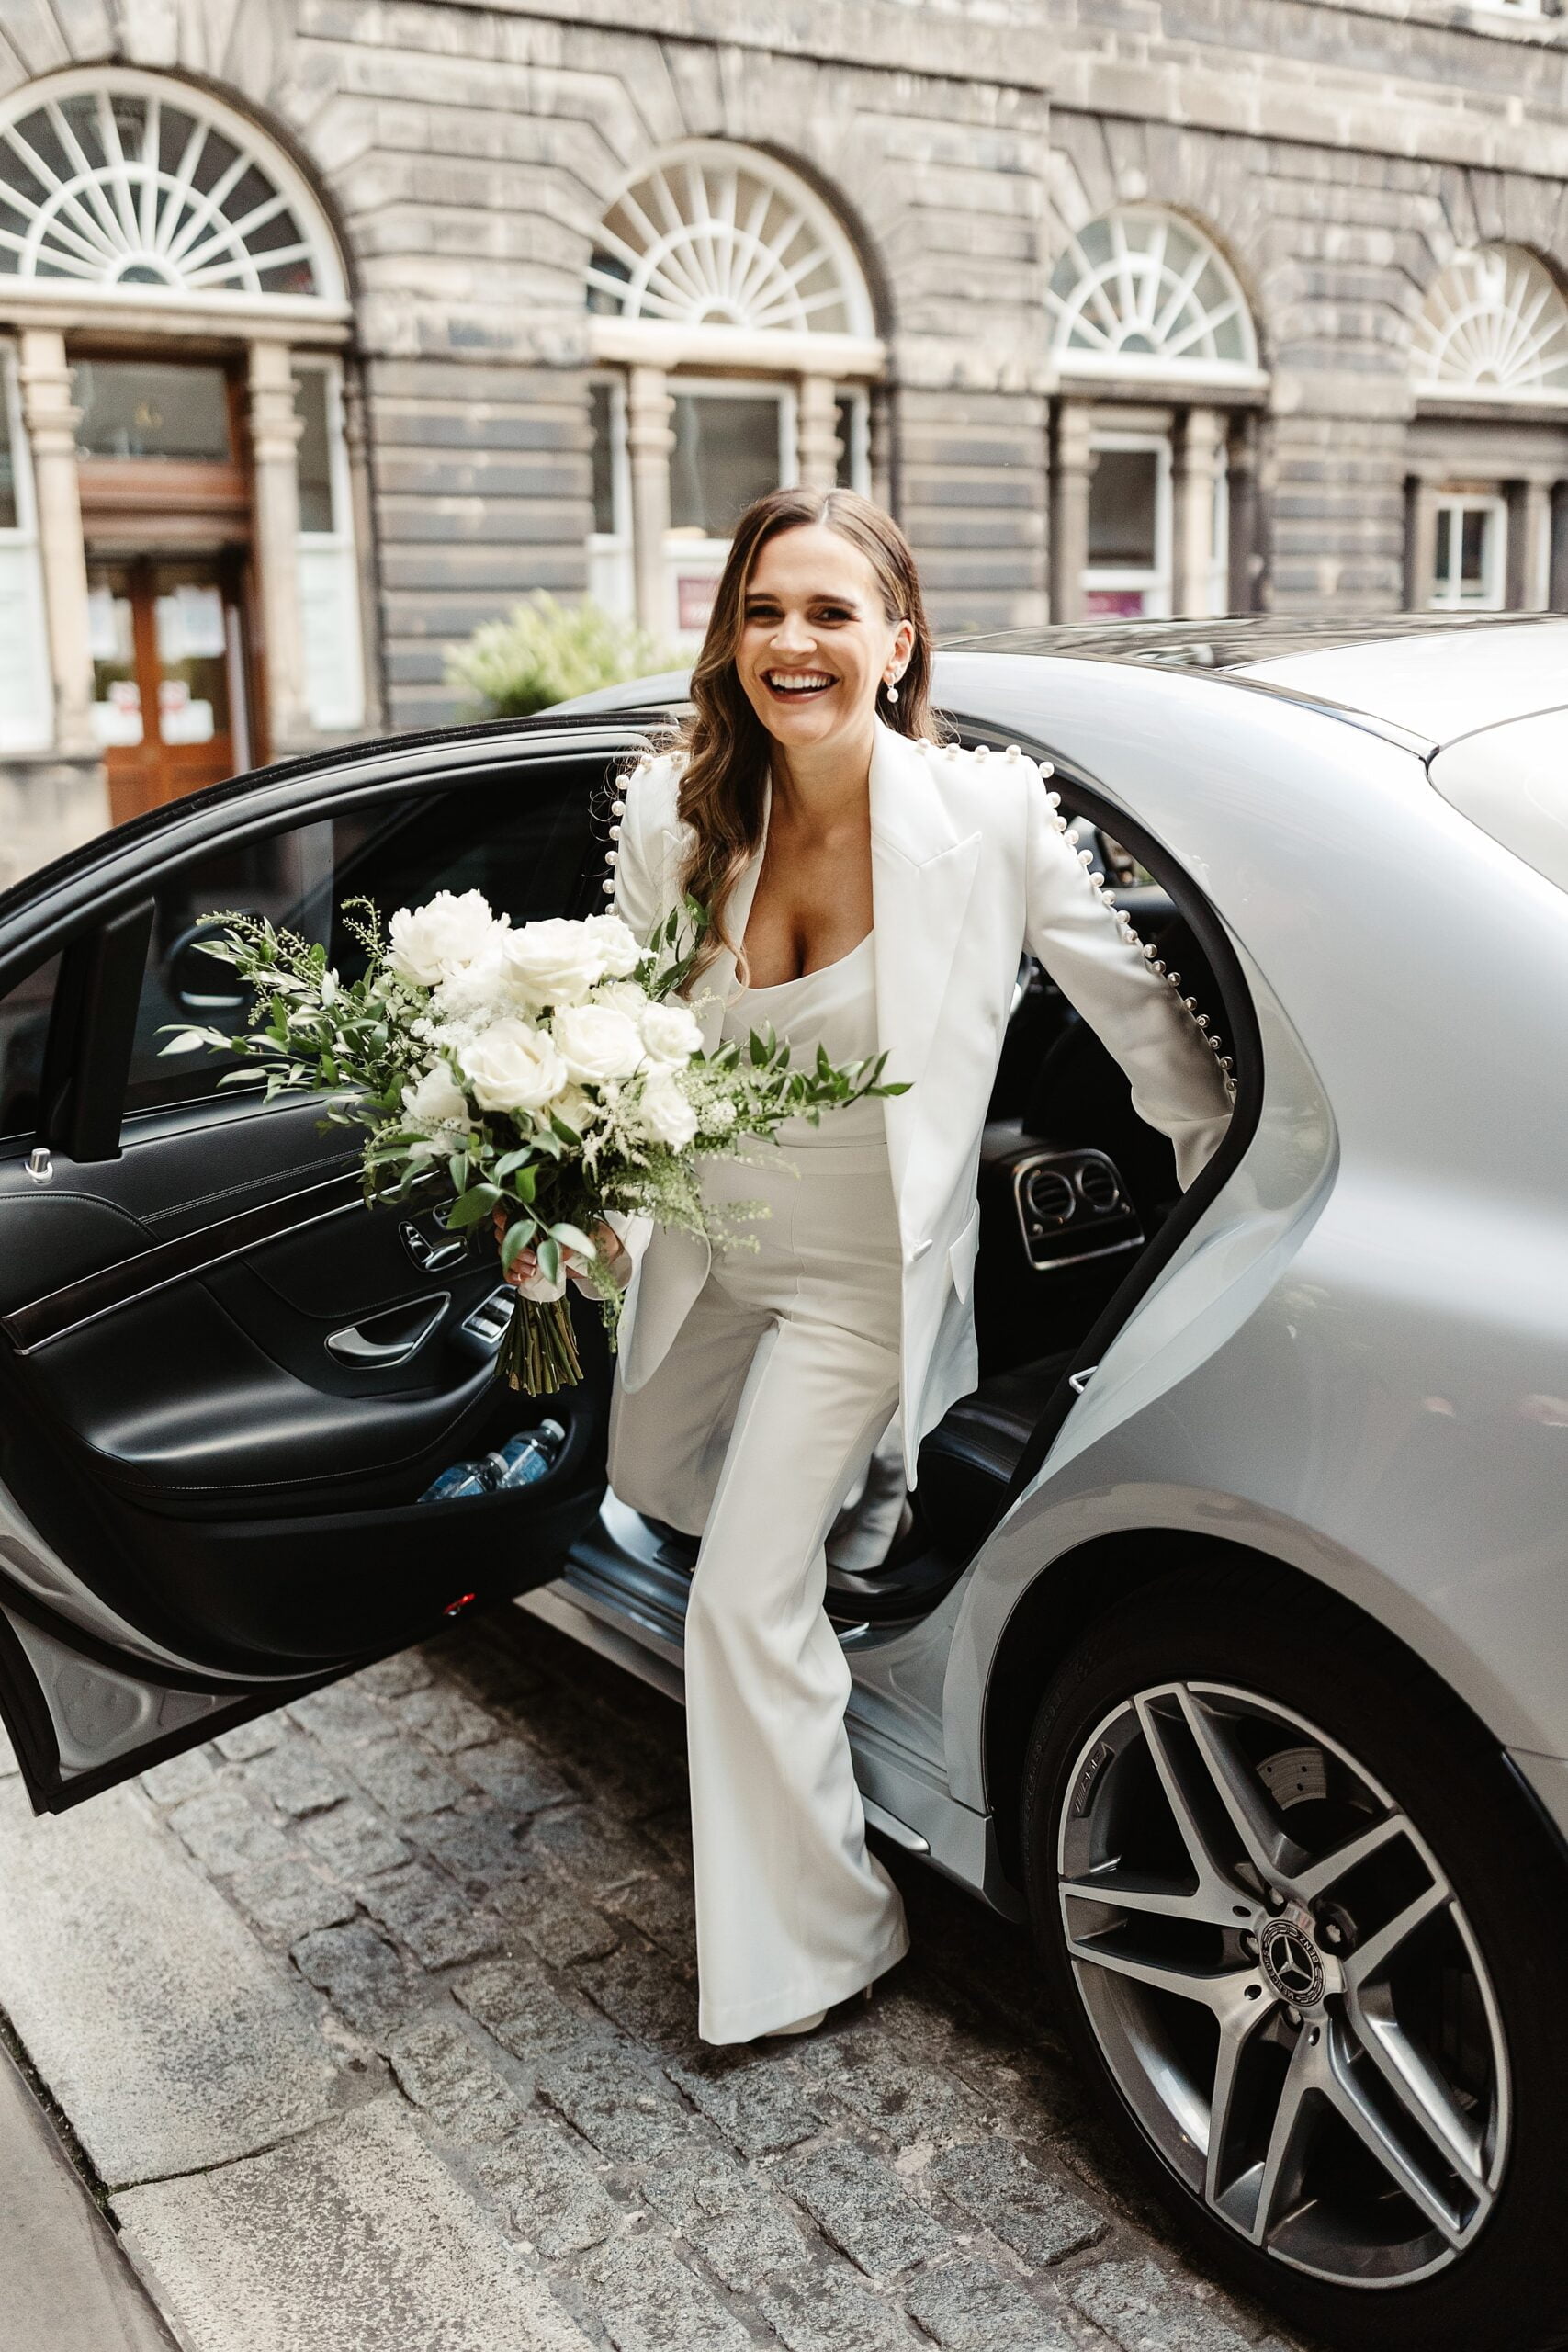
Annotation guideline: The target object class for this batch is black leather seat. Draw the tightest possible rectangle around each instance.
[915,1350,1074,1557]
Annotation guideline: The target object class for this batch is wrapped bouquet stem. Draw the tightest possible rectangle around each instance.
[162,889,907,1396]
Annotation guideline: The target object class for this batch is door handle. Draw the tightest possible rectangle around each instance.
[400,1218,468,1273]
[326,1296,448,1368]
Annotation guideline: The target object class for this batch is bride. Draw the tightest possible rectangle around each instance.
[502,488,1234,2044]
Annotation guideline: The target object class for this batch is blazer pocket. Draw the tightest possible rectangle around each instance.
[947,1206,981,1304]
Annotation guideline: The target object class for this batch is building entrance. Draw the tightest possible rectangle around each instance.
[88,557,250,826]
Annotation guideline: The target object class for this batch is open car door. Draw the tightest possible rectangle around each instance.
[0,718,644,1813]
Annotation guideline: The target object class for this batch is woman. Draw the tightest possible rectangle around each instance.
[504,488,1234,2044]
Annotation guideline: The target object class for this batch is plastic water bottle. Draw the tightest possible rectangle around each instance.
[491,1419,567,1489]
[419,1419,565,1502]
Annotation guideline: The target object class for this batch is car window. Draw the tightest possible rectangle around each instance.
[123,761,600,1120]
[0,950,60,1149]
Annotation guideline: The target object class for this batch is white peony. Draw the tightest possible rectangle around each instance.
[639,1069,698,1150]
[580,911,642,978]
[499,918,606,1009]
[459,1018,568,1114]
[637,1000,703,1069]
[387,890,502,986]
[551,1002,646,1085]
[400,1061,469,1131]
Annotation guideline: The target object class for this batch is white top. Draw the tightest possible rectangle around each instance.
[721,929,886,1146]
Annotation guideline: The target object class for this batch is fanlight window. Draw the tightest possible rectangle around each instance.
[1413,245,1568,402]
[586,143,873,339]
[1049,209,1258,379]
[0,69,343,304]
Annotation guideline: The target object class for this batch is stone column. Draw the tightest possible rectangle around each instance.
[1507,478,1551,610]
[796,375,842,492]
[17,328,95,756]
[340,362,386,731]
[1551,481,1568,613]
[1172,406,1224,617]
[626,364,673,639]
[868,386,894,513]
[1404,475,1440,611]
[1049,399,1095,625]
[1225,414,1262,614]
[247,340,310,753]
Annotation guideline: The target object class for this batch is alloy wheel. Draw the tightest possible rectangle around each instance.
[1056,1680,1510,2285]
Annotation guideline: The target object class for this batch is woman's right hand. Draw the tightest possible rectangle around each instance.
[491,1206,629,1295]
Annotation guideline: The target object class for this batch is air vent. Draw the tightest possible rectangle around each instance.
[1024,1167,1076,1226]
[1077,1159,1123,1216]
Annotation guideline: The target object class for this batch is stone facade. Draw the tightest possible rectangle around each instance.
[1,0,1566,873]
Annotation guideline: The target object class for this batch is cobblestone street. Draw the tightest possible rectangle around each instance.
[1,1600,1309,2351]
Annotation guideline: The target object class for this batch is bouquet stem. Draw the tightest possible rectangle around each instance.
[500,1293,583,1396]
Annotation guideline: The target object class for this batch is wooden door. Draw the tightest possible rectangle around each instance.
[89,558,250,827]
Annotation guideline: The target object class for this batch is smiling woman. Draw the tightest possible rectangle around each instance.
[592,484,1233,2049]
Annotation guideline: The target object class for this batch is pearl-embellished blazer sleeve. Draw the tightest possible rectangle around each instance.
[607,752,677,949]
[1019,756,1235,1191]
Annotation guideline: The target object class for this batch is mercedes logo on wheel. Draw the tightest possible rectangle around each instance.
[1258,1918,1326,2008]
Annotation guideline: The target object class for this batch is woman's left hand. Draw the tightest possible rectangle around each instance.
[491,1207,630,1295]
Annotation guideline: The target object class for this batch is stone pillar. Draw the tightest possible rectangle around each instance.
[868,385,894,513]
[1551,481,1568,613]
[17,328,95,756]
[247,340,310,753]
[1507,479,1551,610]
[626,364,673,639]
[1225,414,1262,614]
[1049,400,1095,625]
[1404,475,1440,611]
[1172,406,1224,618]
[796,375,842,493]
[340,362,386,731]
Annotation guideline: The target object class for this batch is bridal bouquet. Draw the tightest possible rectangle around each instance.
[162,888,905,1394]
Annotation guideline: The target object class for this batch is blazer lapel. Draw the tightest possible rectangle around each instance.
[869,723,983,1216]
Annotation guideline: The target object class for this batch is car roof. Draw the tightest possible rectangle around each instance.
[949,613,1568,749]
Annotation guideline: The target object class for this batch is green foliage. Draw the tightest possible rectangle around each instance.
[445,592,672,718]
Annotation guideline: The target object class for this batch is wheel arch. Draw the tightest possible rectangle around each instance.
[977,1529,1548,1891]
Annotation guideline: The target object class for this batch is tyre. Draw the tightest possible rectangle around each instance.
[1020,1560,1568,2352]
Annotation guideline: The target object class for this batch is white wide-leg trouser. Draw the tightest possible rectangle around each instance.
[607,1129,911,2043]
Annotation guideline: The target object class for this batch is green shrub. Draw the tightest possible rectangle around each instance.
[446,592,671,717]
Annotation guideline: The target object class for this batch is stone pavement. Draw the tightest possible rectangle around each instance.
[0,1603,1307,2352]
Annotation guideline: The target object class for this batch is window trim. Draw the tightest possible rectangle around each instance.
[1430,492,1508,609]
[0,339,54,755]
[587,372,634,619]
[1083,430,1174,620]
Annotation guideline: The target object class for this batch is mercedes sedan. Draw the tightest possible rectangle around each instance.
[1,612,1564,2352]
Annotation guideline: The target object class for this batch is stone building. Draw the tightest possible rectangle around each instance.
[1,0,1566,882]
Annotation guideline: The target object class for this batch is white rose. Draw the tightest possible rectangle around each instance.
[594,978,649,1015]
[401,1062,469,1130]
[499,918,606,1009]
[387,890,501,986]
[551,1083,600,1136]
[581,911,642,979]
[459,1019,567,1114]
[639,1069,698,1150]
[551,1002,646,1085]
[638,1000,704,1069]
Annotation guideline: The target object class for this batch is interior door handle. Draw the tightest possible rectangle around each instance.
[326,1296,448,1368]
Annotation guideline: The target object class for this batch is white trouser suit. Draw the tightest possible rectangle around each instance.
[605,723,1236,2044]
[608,935,909,2040]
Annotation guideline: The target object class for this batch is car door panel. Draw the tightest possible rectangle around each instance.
[0,724,643,1808]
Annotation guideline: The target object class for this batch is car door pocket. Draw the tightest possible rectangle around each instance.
[325,1295,448,1369]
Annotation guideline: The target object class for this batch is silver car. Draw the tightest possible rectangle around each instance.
[0,614,1563,2351]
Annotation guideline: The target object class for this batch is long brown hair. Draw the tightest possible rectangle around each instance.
[669,487,942,982]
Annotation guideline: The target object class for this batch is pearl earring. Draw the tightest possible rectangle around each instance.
[884,677,899,705]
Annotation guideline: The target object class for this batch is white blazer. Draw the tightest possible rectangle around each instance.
[610,719,1234,1486]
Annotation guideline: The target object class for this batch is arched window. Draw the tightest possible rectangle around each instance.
[583,142,882,642]
[1048,207,1258,383]
[587,143,873,339]
[0,67,344,310]
[1413,245,1568,403]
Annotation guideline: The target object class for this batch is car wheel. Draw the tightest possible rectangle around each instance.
[1021,1561,1568,2352]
